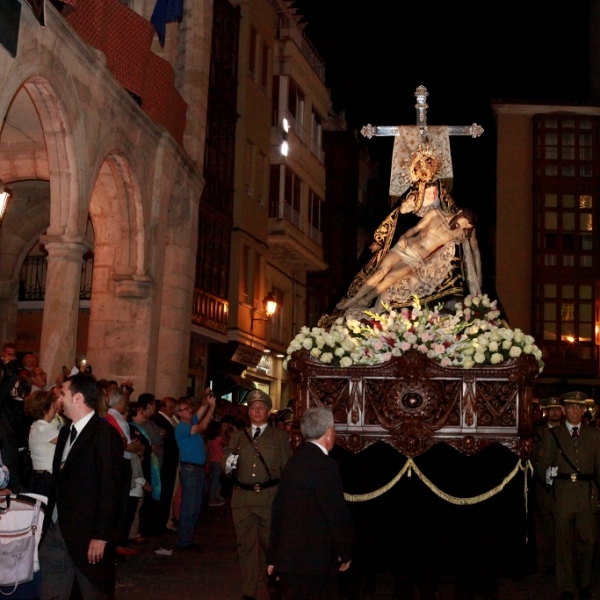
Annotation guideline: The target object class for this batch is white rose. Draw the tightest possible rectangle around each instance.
[320,352,333,364]
[474,352,486,364]
[472,297,481,306]
[490,353,504,364]
[523,344,534,354]
[502,340,512,350]
[464,298,472,307]
[302,337,313,350]
[340,356,353,368]
[342,339,356,352]
[488,341,498,352]
[310,348,322,358]
[513,329,525,343]
[482,296,491,308]
[335,347,345,357]
[463,358,475,369]
[509,346,522,358]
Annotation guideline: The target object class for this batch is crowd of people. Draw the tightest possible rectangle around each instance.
[0,342,350,600]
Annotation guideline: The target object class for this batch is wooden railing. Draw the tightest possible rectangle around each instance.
[192,288,229,334]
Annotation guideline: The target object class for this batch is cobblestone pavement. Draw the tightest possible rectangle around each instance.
[114,499,600,600]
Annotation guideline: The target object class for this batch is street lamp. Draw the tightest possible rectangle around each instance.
[0,180,11,224]
[251,292,279,331]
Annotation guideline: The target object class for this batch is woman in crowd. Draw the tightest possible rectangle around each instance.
[25,389,60,497]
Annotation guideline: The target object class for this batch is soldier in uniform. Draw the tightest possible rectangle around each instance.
[533,397,563,574]
[536,391,600,600]
[223,390,292,600]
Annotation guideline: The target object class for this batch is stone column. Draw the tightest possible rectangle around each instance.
[0,281,19,345]
[38,237,89,381]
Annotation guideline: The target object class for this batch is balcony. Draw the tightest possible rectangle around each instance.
[268,200,326,272]
[192,288,229,334]
[275,15,326,83]
[310,139,325,164]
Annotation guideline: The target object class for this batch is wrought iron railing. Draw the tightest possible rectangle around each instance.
[18,254,94,301]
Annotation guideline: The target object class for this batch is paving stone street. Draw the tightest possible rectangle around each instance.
[114,500,589,600]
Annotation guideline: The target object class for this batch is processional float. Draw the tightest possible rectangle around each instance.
[284,88,541,591]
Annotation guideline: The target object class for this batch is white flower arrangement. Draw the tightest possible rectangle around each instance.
[284,294,544,373]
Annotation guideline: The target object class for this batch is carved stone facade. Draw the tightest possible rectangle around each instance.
[287,350,539,458]
[0,1,211,396]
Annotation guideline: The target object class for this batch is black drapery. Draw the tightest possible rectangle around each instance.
[332,441,536,595]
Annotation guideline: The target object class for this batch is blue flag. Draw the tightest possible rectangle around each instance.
[151,0,184,47]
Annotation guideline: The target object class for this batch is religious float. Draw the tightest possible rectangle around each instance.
[284,87,543,599]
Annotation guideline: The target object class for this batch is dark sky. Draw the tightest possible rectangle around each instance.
[292,0,591,228]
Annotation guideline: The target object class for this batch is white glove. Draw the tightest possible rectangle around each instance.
[545,466,558,486]
[225,454,239,475]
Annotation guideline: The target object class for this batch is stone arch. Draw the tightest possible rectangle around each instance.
[18,76,79,237]
[88,151,147,280]
[86,151,153,388]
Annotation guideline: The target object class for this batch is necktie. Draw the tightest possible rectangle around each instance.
[572,426,579,440]
[253,427,260,441]
[70,425,77,445]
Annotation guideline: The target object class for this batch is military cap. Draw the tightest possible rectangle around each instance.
[246,389,272,411]
[541,396,562,409]
[276,408,293,424]
[561,391,588,406]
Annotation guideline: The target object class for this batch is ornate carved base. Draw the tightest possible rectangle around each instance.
[287,350,539,459]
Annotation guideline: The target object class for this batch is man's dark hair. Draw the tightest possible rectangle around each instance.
[66,373,100,409]
[137,393,155,410]
[449,208,477,230]
[2,342,16,353]
[159,397,176,410]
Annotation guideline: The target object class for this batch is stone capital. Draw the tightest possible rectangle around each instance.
[0,281,18,300]
[40,235,92,264]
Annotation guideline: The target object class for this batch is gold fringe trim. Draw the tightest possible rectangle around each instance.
[344,458,533,506]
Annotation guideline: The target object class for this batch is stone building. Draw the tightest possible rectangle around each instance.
[195,0,331,408]
[494,101,600,382]
[0,0,212,396]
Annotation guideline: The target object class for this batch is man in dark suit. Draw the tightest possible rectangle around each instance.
[40,373,124,600]
[151,396,179,532]
[536,391,600,600]
[268,407,352,600]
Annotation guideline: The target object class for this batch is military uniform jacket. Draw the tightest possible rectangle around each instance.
[222,425,292,508]
[536,422,600,513]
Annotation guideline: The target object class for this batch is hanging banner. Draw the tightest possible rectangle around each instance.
[0,0,21,57]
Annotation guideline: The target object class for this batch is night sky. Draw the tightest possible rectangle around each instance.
[292,0,591,229]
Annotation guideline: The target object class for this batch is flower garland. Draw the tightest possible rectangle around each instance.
[285,294,544,372]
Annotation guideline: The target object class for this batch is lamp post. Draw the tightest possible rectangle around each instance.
[251,292,278,332]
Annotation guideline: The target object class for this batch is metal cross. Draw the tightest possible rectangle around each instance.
[361,85,484,141]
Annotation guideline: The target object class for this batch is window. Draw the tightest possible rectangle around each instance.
[532,113,599,372]
[308,189,323,245]
[261,43,269,88]
[288,79,305,126]
[269,165,302,229]
[249,28,257,77]
[269,287,285,344]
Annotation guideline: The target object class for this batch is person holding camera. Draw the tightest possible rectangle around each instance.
[174,390,215,551]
